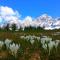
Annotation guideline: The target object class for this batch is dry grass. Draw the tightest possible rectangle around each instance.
[0,51,8,59]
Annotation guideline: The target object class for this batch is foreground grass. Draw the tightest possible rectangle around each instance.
[0,38,60,60]
[0,29,60,60]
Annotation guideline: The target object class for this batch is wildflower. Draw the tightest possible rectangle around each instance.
[5,39,12,49]
[36,37,40,41]
[9,43,20,57]
[30,39,35,44]
[20,36,25,39]
[55,40,60,49]
[42,44,47,50]
[48,41,55,55]
[41,38,46,43]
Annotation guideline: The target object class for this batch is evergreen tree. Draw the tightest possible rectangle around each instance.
[5,23,9,31]
[11,24,16,31]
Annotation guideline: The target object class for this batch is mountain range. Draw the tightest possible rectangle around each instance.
[0,6,60,30]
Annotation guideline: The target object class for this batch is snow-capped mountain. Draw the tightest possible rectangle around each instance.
[0,6,60,30]
[35,14,60,30]
[35,14,54,29]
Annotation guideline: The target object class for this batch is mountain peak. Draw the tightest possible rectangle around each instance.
[0,6,60,30]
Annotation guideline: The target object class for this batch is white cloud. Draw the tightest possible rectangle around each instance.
[0,6,60,30]
[21,16,32,27]
[0,6,21,29]
[0,6,16,16]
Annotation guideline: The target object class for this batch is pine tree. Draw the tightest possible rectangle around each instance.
[5,23,9,31]
[11,24,16,31]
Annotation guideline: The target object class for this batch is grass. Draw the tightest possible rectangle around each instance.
[0,29,60,60]
[0,29,60,40]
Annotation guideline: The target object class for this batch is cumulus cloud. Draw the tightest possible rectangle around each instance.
[0,6,21,29]
[0,6,33,29]
[21,16,32,27]
[0,6,20,16]
[0,6,60,30]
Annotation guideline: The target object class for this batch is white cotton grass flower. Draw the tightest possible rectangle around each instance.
[41,39,46,44]
[48,41,55,50]
[25,36,30,40]
[41,37,52,43]
[20,35,41,41]
[0,41,4,49]
[48,41,55,55]
[36,37,40,41]
[41,39,60,55]
[30,39,35,44]
[42,44,47,50]
[20,36,25,39]
[32,35,36,38]
[41,37,56,55]
[5,39,12,49]
[54,40,60,48]
[9,43,20,57]
[30,37,34,40]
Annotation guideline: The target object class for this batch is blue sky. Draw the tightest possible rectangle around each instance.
[0,0,60,18]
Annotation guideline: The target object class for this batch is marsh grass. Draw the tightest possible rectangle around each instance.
[0,29,60,60]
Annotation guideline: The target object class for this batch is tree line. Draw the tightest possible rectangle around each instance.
[0,23,44,32]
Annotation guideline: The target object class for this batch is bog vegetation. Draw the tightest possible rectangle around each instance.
[0,24,60,60]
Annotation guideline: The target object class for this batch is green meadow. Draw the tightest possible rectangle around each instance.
[0,27,60,60]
